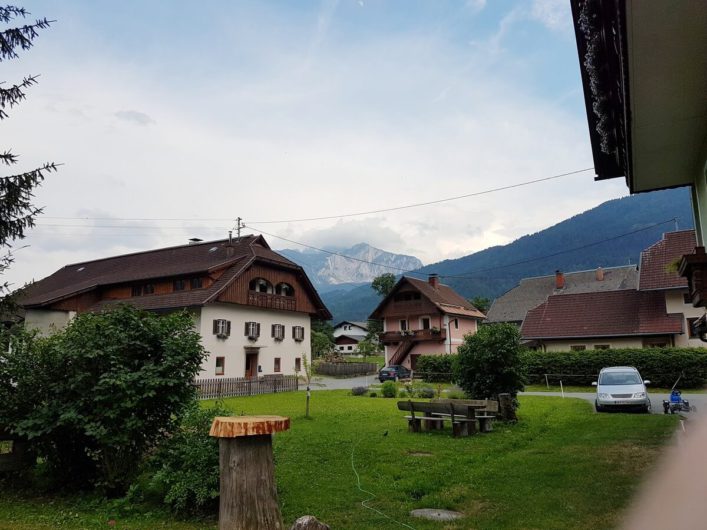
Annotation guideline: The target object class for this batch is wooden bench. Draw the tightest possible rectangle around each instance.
[431,398,499,432]
[396,401,478,437]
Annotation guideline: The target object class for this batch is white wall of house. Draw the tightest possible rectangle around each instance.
[663,289,707,347]
[198,302,311,379]
[541,337,645,352]
[24,309,75,336]
[333,324,367,338]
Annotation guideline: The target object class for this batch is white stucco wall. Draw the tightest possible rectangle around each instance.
[197,302,311,379]
[664,289,707,347]
[333,325,367,338]
[24,309,75,336]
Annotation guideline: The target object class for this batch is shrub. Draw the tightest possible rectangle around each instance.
[0,305,206,492]
[446,389,466,399]
[398,389,407,398]
[457,323,526,400]
[522,347,707,388]
[351,386,368,396]
[369,392,377,398]
[381,381,397,398]
[143,402,230,514]
[417,387,435,399]
[416,354,458,383]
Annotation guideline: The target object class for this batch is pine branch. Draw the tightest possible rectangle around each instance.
[0,75,38,119]
[0,6,28,23]
[0,18,53,62]
[0,151,17,165]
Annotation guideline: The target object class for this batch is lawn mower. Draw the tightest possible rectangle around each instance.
[662,375,697,414]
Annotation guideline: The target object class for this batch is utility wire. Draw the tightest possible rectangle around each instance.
[439,218,677,279]
[245,217,678,281]
[39,167,593,225]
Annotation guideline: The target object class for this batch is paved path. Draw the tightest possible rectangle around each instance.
[522,391,706,414]
[307,374,378,390]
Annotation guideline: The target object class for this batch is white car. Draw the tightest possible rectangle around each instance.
[593,366,651,413]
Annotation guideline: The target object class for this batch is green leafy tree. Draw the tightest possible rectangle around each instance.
[1,6,57,301]
[0,305,206,492]
[371,273,396,297]
[311,319,334,341]
[469,296,491,313]
[365,318,382,341]
[311,329,333,358]
[356,338,377,360]
[456,323,526,401]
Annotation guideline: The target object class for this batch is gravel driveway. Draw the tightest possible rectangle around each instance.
[522,391,706,415]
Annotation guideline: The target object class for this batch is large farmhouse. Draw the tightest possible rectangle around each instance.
[20,235,331,379]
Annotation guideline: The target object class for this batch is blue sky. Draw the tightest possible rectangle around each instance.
[4,0,630,287]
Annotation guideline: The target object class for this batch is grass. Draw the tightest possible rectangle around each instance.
[0,391,679,529]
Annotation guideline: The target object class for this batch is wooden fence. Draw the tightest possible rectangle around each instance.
[195,375,299,400]
[315,362,378,377]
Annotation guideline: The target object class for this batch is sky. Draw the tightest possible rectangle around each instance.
[4,0,631,289]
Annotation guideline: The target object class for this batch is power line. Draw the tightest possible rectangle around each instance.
[39,167,593,225]
[248,168,594,224]
[439,218,678,279]
[245,218,678,281]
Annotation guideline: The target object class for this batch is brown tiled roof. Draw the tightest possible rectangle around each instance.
[369,276,486,319]
[20,235,331,318]
[486,265,638,323]
[521,289,683,339]
[638,230,697,290]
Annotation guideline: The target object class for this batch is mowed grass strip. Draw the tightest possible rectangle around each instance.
[216,391,678,530]
[0,392,678,529]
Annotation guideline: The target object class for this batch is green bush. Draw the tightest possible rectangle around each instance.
[142,402,230,514]
[457,323,526,400]
[381,381,397,398]
[351,386,368,396]
[522,347,707,388]
[417,387,435,399]
[0,305,206,493]
[369,392,377,398]
[416,354,458,383]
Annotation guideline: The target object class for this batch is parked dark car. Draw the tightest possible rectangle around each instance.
[378,365,411,382]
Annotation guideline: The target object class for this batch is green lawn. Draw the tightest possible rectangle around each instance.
[0,391,678,529]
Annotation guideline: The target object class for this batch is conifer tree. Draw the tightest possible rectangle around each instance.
[1,6,56,298]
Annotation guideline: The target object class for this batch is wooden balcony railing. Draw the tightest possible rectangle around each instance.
[379,328,446,344]
[247,291,296,311]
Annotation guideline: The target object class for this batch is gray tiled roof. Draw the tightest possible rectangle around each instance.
[486,265,638,323]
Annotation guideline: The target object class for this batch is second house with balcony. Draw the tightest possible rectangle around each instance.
[20,235,331,380]
[369,274,486,369]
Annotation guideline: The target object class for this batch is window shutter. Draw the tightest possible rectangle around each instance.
[271,324,275,337]
[245,322,249,336]
[226,320,231,336]
[213,320,218,334]
[256,323,261,337]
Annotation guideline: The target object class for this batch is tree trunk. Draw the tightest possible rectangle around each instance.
[498,393,517,422]
[219,435,284,530]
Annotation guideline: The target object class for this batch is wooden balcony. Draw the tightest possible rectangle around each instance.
[247,291,296,311]
[379,328,446,344]
[679,247,707,308]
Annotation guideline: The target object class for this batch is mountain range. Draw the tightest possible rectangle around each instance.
[282,187,694,323]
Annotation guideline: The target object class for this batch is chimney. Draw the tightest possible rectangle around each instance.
[429,273,440,289]
[596,266,604,281]
[555,270,565,290]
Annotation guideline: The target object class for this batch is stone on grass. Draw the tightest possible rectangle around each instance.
[410,508,464,521]
[290,515,330,530]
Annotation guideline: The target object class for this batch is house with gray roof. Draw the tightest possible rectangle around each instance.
[487,265,638,325]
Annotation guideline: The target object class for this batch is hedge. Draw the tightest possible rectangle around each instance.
[522,348,707,388]
[416,354,457,383]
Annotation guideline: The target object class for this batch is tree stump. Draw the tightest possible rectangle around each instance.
[498,393,517,422]
[210,416,291,530]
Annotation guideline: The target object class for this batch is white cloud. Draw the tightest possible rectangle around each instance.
[530,0,572,33]
[114,110,155,126]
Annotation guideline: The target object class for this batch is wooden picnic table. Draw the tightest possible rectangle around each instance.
[397,400,498,437]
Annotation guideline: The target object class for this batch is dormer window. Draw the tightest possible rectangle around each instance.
[275,282,294,296]
[191,277,203,289]
[173,279,186,291]
[249,278,273,294]
[131,284,154,296]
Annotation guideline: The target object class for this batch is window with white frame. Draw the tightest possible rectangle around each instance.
[399,319,408,331]
[271,323,285,340]
[420,317,430,330]
[213,319,231,338]
[292,326,305,342]
[244,321,260,339]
